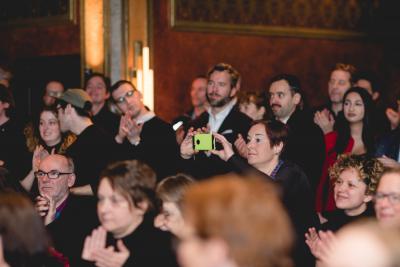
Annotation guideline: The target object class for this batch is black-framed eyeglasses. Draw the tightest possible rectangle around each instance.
[34,170,73,179]
[114,90,135,104]
[373,192,400,205]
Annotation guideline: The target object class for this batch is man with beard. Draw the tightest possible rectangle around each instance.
[110,80,179,181]
[180,63,252,179]
[268,74,325,191]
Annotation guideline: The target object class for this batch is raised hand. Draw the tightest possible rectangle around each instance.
[210,132,234,161]
[378,155,400,169]
[234,134,248,158]
[180,127,196,159]
[32,145,49,171]
[386,107,400,130]
[305,227,321,258]
[91,240,130,267]
[82,226,107,262]
[314,109,335,134]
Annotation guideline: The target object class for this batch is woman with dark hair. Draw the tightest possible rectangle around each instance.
[316,87,376,213]
[181,120,318,267]
[20,106,76,193]
[82,160,177,267]
[0,192,67,267]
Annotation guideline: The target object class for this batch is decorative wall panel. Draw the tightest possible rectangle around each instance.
[171,0,380,39]
[0,0,77,27]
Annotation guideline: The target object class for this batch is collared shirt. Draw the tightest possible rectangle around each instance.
[207,98,237,133]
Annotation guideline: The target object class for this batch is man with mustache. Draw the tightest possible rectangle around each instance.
[180,63,252,179]
[268,74,325,192]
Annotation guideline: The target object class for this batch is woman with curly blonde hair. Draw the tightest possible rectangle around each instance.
[20,106,76,193]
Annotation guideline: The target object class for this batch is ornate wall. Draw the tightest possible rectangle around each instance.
[154,0,398,122]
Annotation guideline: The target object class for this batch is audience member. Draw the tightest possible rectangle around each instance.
[0,192,67,267]
[267,73,325,191]
[0,85,26,179]
[314,220,400,267]
[374,168,400,228]
[178,174,293,267]
[84,72,119,135]
[180,63,252,179]
[314,63,356,134]
[238,90,269,120]
[34,154,98,266]
[42,80,65,107]
[154,174,195,238]
[20,106,76,194]
[316,87,376,212]
[110,80,179,181]
[57,88,117,195]
[210,120,318,267]
[172,75,209,145]
[0,66,12,88]
[82,160,178,267]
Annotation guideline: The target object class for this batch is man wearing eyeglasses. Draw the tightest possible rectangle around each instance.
[375,168,400,228]
[109,80,179,181]
[34,154,98,266]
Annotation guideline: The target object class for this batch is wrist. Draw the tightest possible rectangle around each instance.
[128,136,141,146]
[115,134,124,144]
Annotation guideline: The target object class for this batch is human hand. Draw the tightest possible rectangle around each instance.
[180,127,198,159]
[305,227,322,258]
[91,240,130,267]
[314,109,335,134]
[82,226,107,262]
[234,134,248,158]
[386,107,400,130]
[32,145,49,171]
[210,132,234,161]
[35,195,56,225]
[317,230,337,264]
[378,155,400,169]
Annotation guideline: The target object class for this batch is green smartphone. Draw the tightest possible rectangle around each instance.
[193,133,215,151]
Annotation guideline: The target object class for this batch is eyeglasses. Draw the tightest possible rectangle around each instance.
[114,90,135,104]
[34,170,73,179]
[374,192,400,205]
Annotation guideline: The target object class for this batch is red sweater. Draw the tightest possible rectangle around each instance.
[315,131,354,212]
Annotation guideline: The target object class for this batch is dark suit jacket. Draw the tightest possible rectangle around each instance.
[376,127,400,160]
[180,105,252,179]
[281,109,325,192]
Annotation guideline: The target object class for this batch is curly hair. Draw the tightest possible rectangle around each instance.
[329,154,384,195]
[24,107,76,153]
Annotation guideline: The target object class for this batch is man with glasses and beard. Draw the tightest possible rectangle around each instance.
[180,63,252,179]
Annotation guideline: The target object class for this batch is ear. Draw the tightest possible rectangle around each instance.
[136,200,149,214]
[230,86,239,98]
[257,106,266,118]
[65,104,73,115]
[372,92,380,101]
[364,194,373,203]
[2,102,9,109]
[67,173,76,187]
[105,91,110,100]
[292,92,301,105]
[272,141,284,155]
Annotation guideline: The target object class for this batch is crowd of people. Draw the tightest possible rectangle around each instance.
[1,62,400,267]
